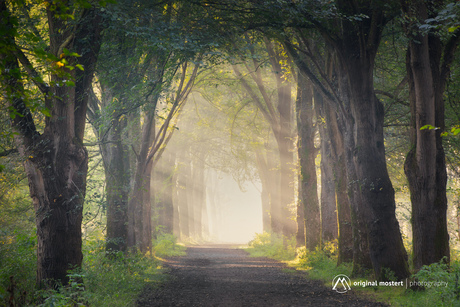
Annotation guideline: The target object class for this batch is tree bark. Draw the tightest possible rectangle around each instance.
[401,0,458,270]
[338,54,409,279]
[155,150,175,235]
[177,151,190,239]
[0,3,103,286]
[323,94,353,264]
[127,112,155,252]
[296,75,321,249]
[254,145,274,233]
[102,113,129,252]
[315,89,338,242]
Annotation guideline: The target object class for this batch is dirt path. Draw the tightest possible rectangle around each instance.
[136,245,386,306]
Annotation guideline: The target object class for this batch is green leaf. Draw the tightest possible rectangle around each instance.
[41,108,51,117]
[420,124,435,130]
[452,127,460,136]
[75,64,84,71]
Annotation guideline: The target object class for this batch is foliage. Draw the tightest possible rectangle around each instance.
[247,232,296,261]
[81,239,165,306]
[0,228,36,306]
[407,258,460,306]
[35,273,87,307]
[153,232,186,258]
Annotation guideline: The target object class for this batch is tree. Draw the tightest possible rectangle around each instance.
[232,36,296,238]
[283,0,410,279]
[295,72,321,249]
[0,0,104,286]
[401,0,460,270]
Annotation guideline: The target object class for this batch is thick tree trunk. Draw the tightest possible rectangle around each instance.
[284,0,408,279]
[296,75,320,249]
[315,89,338,242]
[339,56,409,279]
[402,0,455,270]
[128,112,155,252]
[274,76,296,239]
[312,0,410,280]
[0,3,102,286]
[103,115,129,252]
[24,140,88,287]
[324,99,353,264]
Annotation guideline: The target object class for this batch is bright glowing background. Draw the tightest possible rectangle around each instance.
[206,170,262,244]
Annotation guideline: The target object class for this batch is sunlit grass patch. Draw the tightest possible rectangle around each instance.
[246,232,297,261]
[154,233,187,258]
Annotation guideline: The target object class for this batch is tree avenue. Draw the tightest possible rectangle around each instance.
[1,0,460,299]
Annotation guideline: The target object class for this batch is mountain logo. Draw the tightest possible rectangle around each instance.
[332,274,352,293]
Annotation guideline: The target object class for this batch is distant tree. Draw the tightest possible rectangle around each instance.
[232,36,296,238]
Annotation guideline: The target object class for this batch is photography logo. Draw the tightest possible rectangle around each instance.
[332,274,352,293]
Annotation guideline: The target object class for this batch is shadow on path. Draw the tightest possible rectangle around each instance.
[137,244,386,307]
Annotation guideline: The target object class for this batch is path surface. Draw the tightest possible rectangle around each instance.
[136,245,386,307]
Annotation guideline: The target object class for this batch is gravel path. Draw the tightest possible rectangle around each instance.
[136,244,387,307]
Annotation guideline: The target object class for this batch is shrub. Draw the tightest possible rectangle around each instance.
[153,233,186,258]
[407,258,460,306]
[247,232,296,260]
[0,229,36,306]
[82,239,164,307]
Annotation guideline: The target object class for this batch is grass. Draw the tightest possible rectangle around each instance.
[245,232,460,307]
[0,230,185,306]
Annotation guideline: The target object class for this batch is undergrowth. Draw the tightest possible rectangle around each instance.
[0,231,184,306]
[153,232,186,258]
[245,232,460,307]
[247,232,296,260]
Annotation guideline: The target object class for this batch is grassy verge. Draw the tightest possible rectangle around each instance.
[1,230,185,306]
[246,232,460,307]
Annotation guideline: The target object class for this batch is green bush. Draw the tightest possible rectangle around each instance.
[247,232,296,260]
[153,233,186,258]
[403,258,460,306]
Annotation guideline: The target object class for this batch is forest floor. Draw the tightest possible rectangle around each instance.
[136,244,387,307]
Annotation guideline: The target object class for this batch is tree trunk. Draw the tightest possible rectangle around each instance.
[0,3,103,287]
[274,73,296,239]
[296,75,321,250]
[128,112,155,252]
[254,146,273,233]
[192,149,206,240]
[315,89,338,242]
[155,150,175,235]
[323,96,353,264]
[102,114,129,252]
[185,151,196,238]
[338,55,409,279]
[401,0,457,270]
[177,152,190,239]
